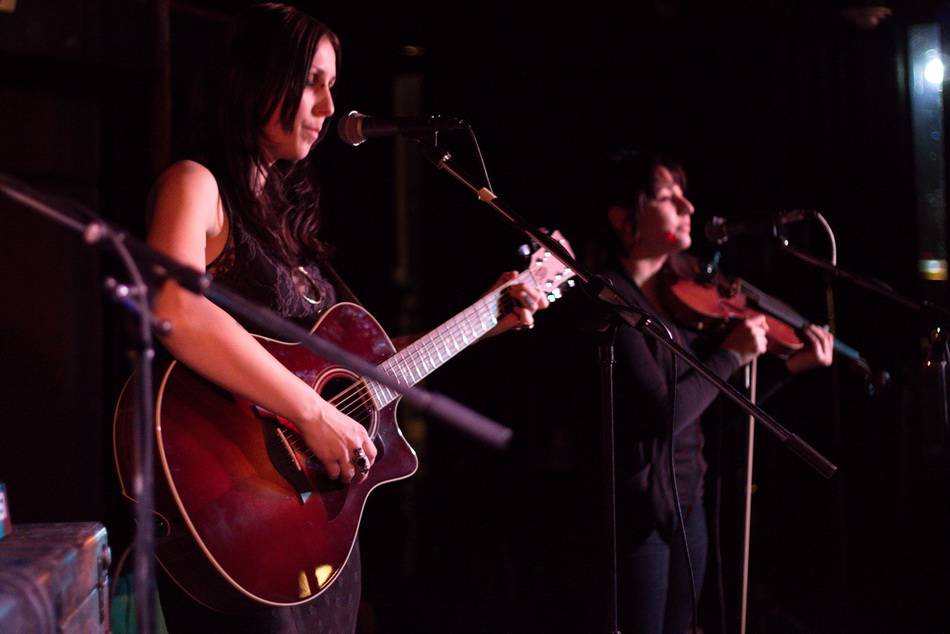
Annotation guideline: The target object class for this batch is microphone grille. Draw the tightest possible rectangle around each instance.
[336,111,366,146]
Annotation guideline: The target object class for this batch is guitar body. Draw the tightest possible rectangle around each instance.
[113,302,418,610]
[113,231,576,612]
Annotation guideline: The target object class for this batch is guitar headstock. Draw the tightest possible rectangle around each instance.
[525,230,576,303]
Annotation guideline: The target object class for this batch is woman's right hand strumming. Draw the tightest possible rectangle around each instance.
[147,162,377,485]
[299,400,377,483]
[722,314,769,366]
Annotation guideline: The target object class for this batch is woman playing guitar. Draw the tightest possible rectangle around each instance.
[137,3,548,631]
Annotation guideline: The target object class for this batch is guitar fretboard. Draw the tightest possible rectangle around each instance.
[366,270,534,409]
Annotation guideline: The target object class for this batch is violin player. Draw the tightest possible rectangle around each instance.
[594,150,834,634]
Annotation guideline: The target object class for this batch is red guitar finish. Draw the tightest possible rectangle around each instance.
[113,232,575,610]
[114,303,415,609]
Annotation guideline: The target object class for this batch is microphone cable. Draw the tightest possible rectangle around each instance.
[464,124,494,194]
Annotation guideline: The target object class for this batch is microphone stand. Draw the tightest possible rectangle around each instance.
[414,142,838,633]
[0,172,514,634]
[778,240,950,432]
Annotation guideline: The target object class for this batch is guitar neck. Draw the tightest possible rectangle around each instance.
[369,270,534,409]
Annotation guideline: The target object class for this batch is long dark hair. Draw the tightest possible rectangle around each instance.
[195,2,340,265]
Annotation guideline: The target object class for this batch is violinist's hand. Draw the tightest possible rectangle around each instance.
[299,400,377,484]
[485,271,550,336]
[785,324,834,375]
[722,315,769,366]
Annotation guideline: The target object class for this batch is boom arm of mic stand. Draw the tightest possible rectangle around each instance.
[779,240,950,323]
[0,172,513,449]
[416,143,584,285]
[111,232,514,450]
[417,141,837,479]
[598,284,836,479]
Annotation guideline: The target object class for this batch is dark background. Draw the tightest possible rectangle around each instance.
[2,1,949,632]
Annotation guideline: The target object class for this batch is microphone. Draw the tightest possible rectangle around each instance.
[336,110,468,146]
[704,210,812,245]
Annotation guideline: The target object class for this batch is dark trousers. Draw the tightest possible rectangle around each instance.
[621,504,708,634]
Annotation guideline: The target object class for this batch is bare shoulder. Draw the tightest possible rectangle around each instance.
[148,160,229,265]
[154,160,219,200]
[150,160,223,235]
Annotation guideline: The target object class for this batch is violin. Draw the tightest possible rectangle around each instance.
[659,254,873,379]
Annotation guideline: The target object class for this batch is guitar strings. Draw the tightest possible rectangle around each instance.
[283,269,561,458]
[362,271,539,390]
[327,278,532,416]
[323,294,518,422]
[283,292,526,458]
[338,269,551,413]
[281,256,570,460]
[284,286,535,457]
[328,278,529,410]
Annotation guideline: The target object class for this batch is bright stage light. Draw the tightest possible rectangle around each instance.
[925,56,945,86]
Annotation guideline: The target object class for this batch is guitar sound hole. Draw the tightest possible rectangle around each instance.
[318,371,378,438]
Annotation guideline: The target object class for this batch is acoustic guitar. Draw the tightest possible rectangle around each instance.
[113,232,575,610]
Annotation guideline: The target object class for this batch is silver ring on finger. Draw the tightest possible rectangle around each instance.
[351,447,370,475]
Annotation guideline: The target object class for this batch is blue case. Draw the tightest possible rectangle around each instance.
[0,522,111,633]
[0,483,9,539]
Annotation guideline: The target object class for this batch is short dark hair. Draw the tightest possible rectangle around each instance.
[599,149,686,257]
[601,150,686,216]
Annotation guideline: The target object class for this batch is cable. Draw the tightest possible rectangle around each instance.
[812,210,837,266]
[667,347,700,634]
[712,400,728,634]
[466,125,493,193]
[646,312,701,634]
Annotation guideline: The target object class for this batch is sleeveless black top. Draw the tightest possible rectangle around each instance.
[156,171,362,634]
[207,196,337,331]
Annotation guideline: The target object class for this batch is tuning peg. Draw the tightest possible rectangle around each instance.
[517,243,532,259]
